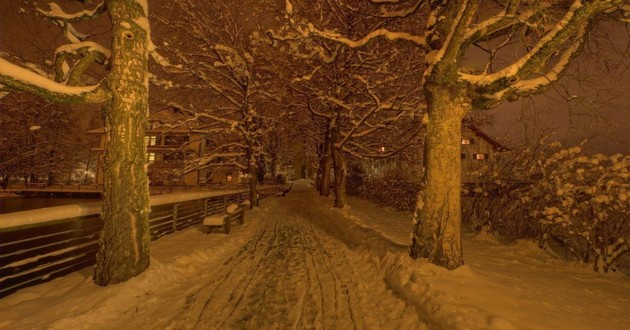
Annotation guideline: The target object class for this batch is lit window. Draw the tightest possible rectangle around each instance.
[147,152,156,163]
[226,174,233,182]
[473,153,488,160]
[461,138,475,145]
[145,136,157,146]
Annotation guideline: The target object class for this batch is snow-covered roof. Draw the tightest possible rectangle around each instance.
[464,124,509,152]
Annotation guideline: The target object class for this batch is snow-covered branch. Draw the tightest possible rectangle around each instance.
[165,102,240,128]
[0,58,108,104]
[459,1,610,89]
[36,2,107,22]
[475,23,588,108]
[463,6,540,43]
[307,23,427,48]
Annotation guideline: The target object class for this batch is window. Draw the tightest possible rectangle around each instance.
[472,153,488,160]
[145,136,157,146]
[461,138,475,145]
[147,152,156,163]
[461,153,466,159]
[226,174,233,182]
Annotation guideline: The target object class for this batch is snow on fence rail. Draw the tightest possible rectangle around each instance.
[0,186,282,298]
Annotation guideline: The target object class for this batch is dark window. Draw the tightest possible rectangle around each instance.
[163,152,184,161]
[164,135,189,146]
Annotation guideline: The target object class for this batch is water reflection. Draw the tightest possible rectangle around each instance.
[0,197,100,214]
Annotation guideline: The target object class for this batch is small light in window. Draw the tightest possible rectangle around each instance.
[147,152,156,163]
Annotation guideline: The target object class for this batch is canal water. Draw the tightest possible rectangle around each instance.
[0,197,100,214]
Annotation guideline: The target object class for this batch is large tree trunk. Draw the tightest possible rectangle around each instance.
[94,0,151,286]
[409,85,467,270]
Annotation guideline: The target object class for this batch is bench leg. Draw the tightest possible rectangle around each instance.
[237,212,244,225]
[223,220,231,234]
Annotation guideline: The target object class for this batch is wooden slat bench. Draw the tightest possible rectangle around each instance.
[276,183,293,197]
[202,200,250,234]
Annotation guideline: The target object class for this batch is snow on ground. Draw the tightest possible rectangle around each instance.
[0,179,628,329]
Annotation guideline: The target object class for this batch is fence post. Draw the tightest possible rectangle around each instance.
[204,198,209,216]
[173,203,179,232]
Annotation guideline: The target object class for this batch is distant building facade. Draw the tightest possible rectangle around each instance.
[88,108,243,187]
[362,124,507,183]
[460,124,508,183]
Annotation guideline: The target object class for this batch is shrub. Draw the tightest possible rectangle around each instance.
[532,149,629,272]
[467,140,629,272]
[348,177,421,211]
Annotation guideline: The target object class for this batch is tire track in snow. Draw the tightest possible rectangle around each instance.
[150,184,427,330]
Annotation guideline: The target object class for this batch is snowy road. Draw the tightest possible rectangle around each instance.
[114,182,425,330]
[3,180,629,330]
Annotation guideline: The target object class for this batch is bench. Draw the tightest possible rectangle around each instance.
[276,183,293,197]
[203,200,250,234]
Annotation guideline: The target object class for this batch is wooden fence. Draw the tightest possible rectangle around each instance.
[0,186,282,298]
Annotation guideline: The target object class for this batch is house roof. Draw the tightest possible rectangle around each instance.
[464,124,509,151]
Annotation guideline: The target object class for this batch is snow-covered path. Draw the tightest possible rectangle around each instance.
[104,181,424,330]
[2,180,629,330]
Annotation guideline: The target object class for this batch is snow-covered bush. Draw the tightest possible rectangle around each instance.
[348,178,421,211]
[466,140,629,272]
[532,148,629,272]
[462,143,547,239]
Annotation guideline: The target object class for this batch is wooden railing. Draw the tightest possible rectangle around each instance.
[0,186,282,298]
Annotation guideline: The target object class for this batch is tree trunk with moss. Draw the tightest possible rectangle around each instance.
[94,0,151,285]
[409,83,468,269]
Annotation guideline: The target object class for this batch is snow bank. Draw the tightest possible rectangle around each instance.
[0,202,102,230]
[338,194,630,330]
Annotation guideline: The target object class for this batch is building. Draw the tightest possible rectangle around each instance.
[88,109,243,187]
[460,124,509,182]
[362,124,507,183]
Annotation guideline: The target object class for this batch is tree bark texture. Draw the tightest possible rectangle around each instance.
[94,0,151,286]
[409,84,467,270]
